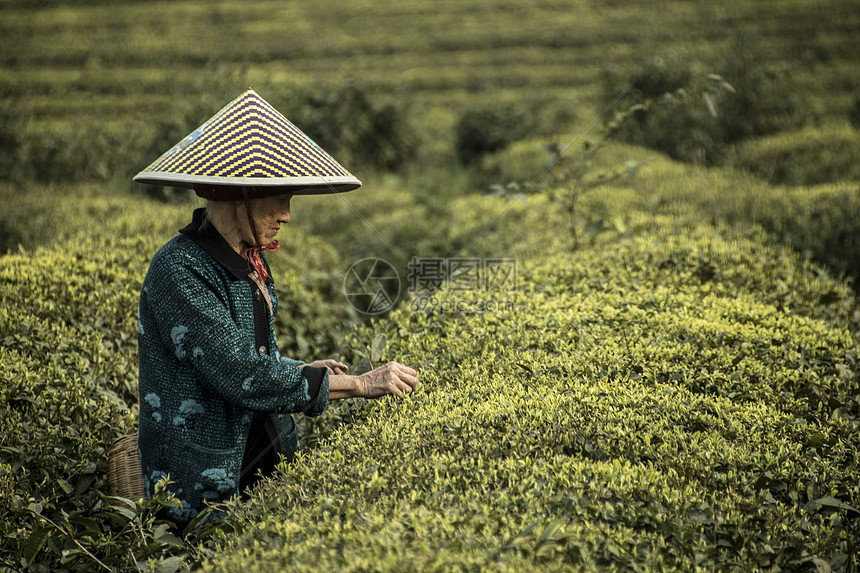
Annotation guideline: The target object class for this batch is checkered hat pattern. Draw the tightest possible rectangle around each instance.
[133,89,361,194]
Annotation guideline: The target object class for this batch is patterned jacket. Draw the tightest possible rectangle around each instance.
[137,208,329,522]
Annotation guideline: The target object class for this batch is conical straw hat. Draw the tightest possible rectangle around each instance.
[133,88,361,195]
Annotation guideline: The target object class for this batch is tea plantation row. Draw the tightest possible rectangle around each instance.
[209,214,860,571]
[2,0,858,186]
[0,185,360,571]
[1,155,859,571]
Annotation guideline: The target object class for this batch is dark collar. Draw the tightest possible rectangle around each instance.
[179,208,273,284]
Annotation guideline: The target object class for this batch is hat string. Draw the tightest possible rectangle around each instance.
[241,189,279,281]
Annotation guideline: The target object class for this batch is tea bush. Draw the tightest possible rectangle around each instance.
[849,95,860,129]
[283,173,533,289]
[609,47,809,167]
[0,244,232,570]
[15,122,136,185]
[2,0,860,569]
[713,37,809,143]
[264,81,418,172]
[625,154,860,291]
[719,181,860,291]
[2,158,859,571]
[491,138,860,293]
[0,184,367,571]
[730,124,860,186]
[0,99,21,184]
[205,216,860,572]
[0,237,165,571]
[454,100,539,165]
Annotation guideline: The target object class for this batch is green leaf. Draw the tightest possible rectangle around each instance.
[22,526,50,565]
[812,557,832,573]
[515,362,533,376]
[155,530,186,548]
[153,523,185,547]
[538,520,562,543]
[74,474,96,497]
[155,555,185,573]
[808,496,860,515]
[69,514,102,535]
[57,478,74,495]
[104,495,139,512]
[103,508,136,527]
[370,333,387,363]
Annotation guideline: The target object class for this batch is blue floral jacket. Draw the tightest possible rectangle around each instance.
[137,208,329,522]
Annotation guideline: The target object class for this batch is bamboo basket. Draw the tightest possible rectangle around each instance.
[107,433,146,501]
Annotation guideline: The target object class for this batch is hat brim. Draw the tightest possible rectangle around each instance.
[133,172,362,196]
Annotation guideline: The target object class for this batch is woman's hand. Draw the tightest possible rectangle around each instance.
[325,361,419,400]
[358,361,419,398]
[302,359,348,375]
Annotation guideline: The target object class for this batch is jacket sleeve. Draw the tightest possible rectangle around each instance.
[141,248,329,416]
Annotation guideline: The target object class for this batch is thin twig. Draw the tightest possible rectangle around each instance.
[36,514,112,572]
[471,83,633,246]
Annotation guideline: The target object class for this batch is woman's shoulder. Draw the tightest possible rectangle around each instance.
[146,234,218,277]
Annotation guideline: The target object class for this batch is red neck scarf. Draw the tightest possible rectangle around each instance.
[241,190,279,281]
[243,241,279,281]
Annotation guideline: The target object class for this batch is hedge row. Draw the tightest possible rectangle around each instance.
[720,180,860,292]
[731,124,860,186]
[2,151,858,571]
[5,0,859,188]
[478,134,860,293]
[0,185,362,571]
[205,216,859,572]
[0,236,161,572]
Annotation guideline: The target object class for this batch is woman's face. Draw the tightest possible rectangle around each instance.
[242,193,292,246]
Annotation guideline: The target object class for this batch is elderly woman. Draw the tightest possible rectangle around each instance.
[133,89,418,523]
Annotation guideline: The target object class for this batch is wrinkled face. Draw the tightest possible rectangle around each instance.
[241,193,292,246]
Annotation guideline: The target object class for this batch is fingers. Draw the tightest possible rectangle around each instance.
[315,359,348,375]
[328,360,348,375]
[372,362,419,398]
[389,361,419,393]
